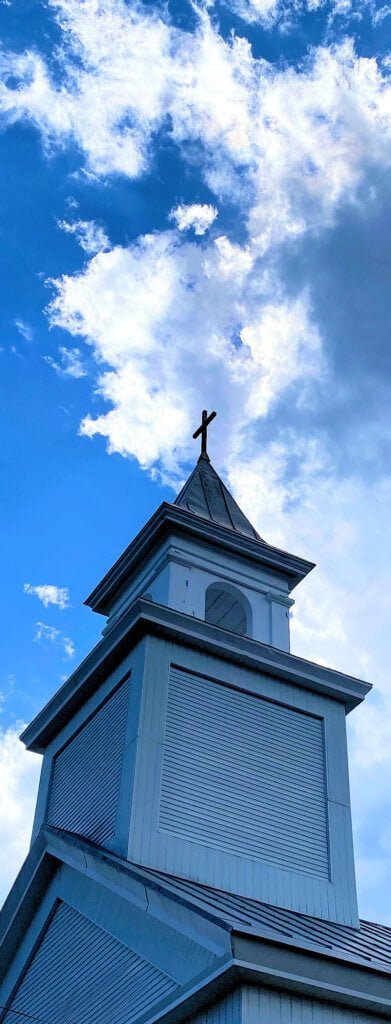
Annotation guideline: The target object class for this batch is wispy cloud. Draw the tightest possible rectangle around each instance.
[14,318,33,342]
[58,218,110,254]
[24,583,70,609]
[63,637,75,659]
[34,622,60,644]
[34,622,75,660]
[43,346,87,379]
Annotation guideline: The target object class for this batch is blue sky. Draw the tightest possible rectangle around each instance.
[1,0,391,922]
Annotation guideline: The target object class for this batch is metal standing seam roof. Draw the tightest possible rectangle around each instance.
[136,866,391,974]
[174,455,263,541]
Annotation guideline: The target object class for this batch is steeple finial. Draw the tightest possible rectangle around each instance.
[192,409,216,461]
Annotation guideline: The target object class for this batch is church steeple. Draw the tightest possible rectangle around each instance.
[84,453,313,651]
[4,419,387,1024]
[16,443,371,933]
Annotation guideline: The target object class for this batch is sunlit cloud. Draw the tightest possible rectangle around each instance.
[24,583,70,608]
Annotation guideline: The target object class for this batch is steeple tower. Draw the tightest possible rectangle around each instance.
[22,452,365,922]
[2,439,389,1024]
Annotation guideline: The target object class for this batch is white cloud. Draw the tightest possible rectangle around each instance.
[14,318,33,342]
[58,217,110,254]
[24,583,70,609]
[34,622,75,659]
[43,345,87,378]
[0,0,172,177]
[225,0,284,25]
[47,230,322,474]
[62,634,75,659]
[34,622,60,644]
[0,725,41,907]
[372,4,391,22]
[1,4,390,255]
[170,203,218,235]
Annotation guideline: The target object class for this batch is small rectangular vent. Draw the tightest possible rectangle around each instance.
[47,678,129,843]
[160,668,329,879]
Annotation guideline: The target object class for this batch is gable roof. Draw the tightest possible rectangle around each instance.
[2,829,390,1023]
[174,455,262,541]
[3,828,391,980]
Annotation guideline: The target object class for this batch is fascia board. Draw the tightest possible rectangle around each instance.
[21,598,371,752]
[44,829,231,936]
[145,941,391,1024]
[85,503,315,614]
[233,935,391,1016]
[141,962,240,1024]
[133,945,391,1024]
[0,836,56,975]
[43,829,230,956]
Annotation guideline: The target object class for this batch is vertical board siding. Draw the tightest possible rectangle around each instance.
[5,902,177,1024]
[160,668,329,879]
[241,985,386,1024]
[47,679,129,843]
[186,990,242,1024]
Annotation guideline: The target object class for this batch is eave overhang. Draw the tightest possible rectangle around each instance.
[21,598,371,753]
[85,502,315,615]
[150,952,391,1023]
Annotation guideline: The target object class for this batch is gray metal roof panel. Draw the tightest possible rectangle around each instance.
[135,866,391,974]
[174,456,262,541]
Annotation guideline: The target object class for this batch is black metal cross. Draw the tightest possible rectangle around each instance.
[193,409,217,459]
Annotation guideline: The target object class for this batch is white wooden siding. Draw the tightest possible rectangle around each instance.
[241,985,386,1024]
[4,901,177,1024]
[47,679,129,843]
[160,667,329,879]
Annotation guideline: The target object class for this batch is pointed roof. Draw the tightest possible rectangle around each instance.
[85,456,316,618]
[175,454,262,541]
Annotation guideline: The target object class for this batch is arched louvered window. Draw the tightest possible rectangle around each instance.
[205,583,250,637]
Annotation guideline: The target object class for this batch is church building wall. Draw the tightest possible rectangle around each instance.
[187,987,388,1024]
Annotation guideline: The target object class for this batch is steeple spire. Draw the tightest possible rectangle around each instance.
[175,454,262,540]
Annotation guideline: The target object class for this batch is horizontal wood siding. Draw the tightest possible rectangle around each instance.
[160,667,329,879]
[47,679,129,843]
[5,902,177,1024]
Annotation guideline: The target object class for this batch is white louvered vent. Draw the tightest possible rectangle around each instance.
[5,902,177,1024]
[160,667,329,879]
[47,678,129,843]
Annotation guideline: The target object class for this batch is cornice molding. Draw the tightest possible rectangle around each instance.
[85,503,315,615]
[21,598,371,752]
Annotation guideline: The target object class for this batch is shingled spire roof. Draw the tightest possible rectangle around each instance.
[174,453,263,541]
